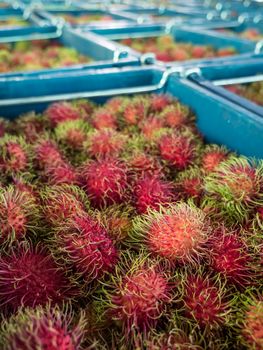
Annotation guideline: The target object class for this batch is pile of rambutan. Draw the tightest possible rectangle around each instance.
[0,94,262,350]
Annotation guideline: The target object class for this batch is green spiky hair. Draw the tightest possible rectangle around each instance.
[0,303,86,350]
[55,119,90,146]
[130,202,211,265]
[203,157,263,224]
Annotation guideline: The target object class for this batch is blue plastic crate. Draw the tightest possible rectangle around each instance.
[86,23,257,66]
[184,58,263,118]
[0,25,138,78]
[34,7,135,27]
[0,65,262,159]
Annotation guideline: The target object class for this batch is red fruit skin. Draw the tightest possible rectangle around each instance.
[134,176,175,214]
[150,95,171,112]
[209,232,253,287]
[123,101,146,126]
[192,46,206,59]
[202,150,228,173]
[128,154,163,179]
[0,141,28,174]
[82,159,129,208]
[92,109,117,130]
[65,129,87,150]
[0,245,73,312]
[45,102,81,127]
[184,275,228,329]
[159,134,196,170]
[242,302,263,350]
[44,162,79,186]
[172,48,188,61]
[35,140,63,169]
[60,215,118,283]
[161,105,188,128]
[179,177,203,200]
[111,268,170,334]
[88,130,125,159]
[140,117,164,140]
[156,52,171,62]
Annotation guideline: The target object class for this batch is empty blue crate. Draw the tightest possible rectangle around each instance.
[184,57,263,118]
[0,25,138,79]
[0,65,262,159]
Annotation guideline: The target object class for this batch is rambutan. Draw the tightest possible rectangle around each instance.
[133,175,176,214]
[40,185,89,227]
[93,204,134,244]
[13,112,48,143]
[55,120,90,150]
[241,299,263,350]
[208,228,255,287]
[54,215,118,283]
[159,103,190,128]
[127,152,164,179]
[86,129,127,159]
[73,98,95,119]
[120,96,150,127]
[131,203,211,264]
[0,136,29,176]
[150,94,172,112]
[139,116,165,141]
[201,145,229,173]
[0,117,8,137]
[158,131,198,170]
[108,259,171,335]
[104,97,124,113]
[182,273,230,331]
[82,158,129,208]
[35,139,63,169]
[175,167,204,202]
[204,158,263,222]
[91,107,117,130]
[45,102,82,127]
[1,304,86,350]
[0,186,39,247]
[0,243,73,312]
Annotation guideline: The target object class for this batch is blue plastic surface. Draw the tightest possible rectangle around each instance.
[0,66,262,159]
[0,25,138,77]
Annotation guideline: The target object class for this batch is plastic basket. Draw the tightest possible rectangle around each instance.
[0,65,262,159]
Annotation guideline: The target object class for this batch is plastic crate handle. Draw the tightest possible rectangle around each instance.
[255,40,263,54]
[0,67,183,107]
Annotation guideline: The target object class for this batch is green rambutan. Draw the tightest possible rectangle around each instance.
[55,119,90,151]
[0,186,40,247]
[158,130,198,171]
[40,185,89,227]
[82,158,129,208]
[1,304,86,350]
[0,243,74,312]
[45,102,82,127]
[0,136,30,177]
[86,129,127,159]
[73,98,95,119]
[53,215,118,284]
[203,158,263,223]
[201,145,229,173]
[131,203,211,265]
[133,175,176,214]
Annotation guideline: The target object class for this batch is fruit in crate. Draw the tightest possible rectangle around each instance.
[0,17,28,27]
[120,35,236,62]
[225,81,263,106]
[0,94,261,350]
[61,13,113,24]
[0,40,91,73]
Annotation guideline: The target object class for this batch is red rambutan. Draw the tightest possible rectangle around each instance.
[160,104,190,128]
[35,139,63,169]
[183,273,230,330]
[0,244,73,312]
[55,215,118,283]
[158,132,197,170]
[91,108,117,130]
[201,145,229,173]
[208,228,254,287]
[131,203,211,264]
[241,299,263,350]
[40,185,88,227]
[121,96,150,126]
[139,116,164,141]
[86,129,126,159]
[127,153,164,179]
[82,158,129,208]
[55,120,89,150]
[175,167,204,202]
[109,263,171,334]
[133,175,175,214]
[0,186,39,246]
[150,94,172,112]
[0,136,29,176]
[1,304,86,350]
[45,102,81,127]
[43,161,79,186]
